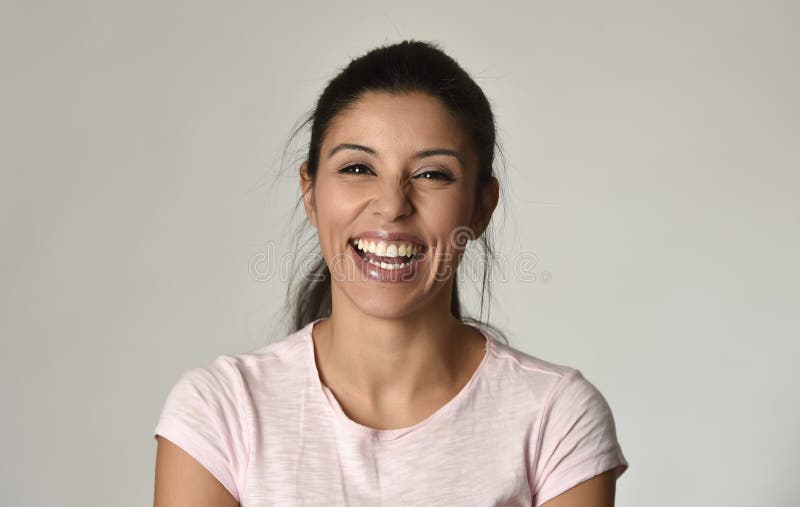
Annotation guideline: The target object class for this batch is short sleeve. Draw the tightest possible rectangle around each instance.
[532,368,628,506]
[153,355,250,504]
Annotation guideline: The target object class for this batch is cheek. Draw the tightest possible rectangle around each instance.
[422,193,473,229]
[313,183,362,246]
[317,178,370,207]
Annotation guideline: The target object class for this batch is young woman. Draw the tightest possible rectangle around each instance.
[153,40,629,506]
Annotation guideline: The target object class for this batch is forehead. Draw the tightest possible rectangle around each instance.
[323,91,472,156]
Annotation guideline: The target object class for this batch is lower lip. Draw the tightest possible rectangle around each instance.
[348,242,426,283]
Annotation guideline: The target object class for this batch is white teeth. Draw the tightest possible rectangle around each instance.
[352,238,423,259]
[367,258,411,270]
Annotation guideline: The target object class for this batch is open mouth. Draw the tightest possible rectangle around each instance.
[349,237,426,271]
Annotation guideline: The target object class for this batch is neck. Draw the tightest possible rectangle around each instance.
[312,282,483,411]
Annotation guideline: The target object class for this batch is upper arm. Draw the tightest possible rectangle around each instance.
[154,435,240,507]
[152,356,249,505]
[532,369,628,505]
[539,469,617,507]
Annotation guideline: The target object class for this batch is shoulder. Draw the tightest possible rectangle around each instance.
[482,334,581,400]
[185,324,313,388]
[155,325,313,425]
[486,336,619,425]
[479,333,625,455]
[218,327,316,411]
[487,337,575,378]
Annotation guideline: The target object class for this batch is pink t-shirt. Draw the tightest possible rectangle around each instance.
[153,318,628,506]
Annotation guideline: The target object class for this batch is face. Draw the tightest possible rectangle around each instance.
[301,91,498,320]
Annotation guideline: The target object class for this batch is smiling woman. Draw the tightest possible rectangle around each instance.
[153,40,629,507]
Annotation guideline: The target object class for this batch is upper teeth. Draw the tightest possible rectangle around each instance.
[354,238,422,258]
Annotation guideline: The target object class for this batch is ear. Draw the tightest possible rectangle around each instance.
[471,176,500,239]
[300,161,317,229]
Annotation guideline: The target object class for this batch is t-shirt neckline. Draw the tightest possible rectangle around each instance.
[303,317,494,442]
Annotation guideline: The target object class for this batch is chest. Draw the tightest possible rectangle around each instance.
[241,408,534,506]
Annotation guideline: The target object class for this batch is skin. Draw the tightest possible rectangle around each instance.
[154,436,239,507]
[540,469,616,506]
[153,90,616,506]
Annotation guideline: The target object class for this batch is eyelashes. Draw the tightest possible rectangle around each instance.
[337,163,374,176]
[337,163,454,182]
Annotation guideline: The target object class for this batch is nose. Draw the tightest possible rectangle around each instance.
[371,177,413,221]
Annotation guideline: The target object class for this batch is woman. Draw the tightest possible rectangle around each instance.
[153,40,628,506]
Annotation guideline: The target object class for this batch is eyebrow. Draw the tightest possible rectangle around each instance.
[327,143,466,168]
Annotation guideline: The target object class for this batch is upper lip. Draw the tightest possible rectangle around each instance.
[351,231,427,250]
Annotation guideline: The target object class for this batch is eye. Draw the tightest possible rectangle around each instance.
[337,163,375,176]
[414,170,453,182]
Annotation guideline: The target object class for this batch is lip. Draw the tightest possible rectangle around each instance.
[349,230,428,250]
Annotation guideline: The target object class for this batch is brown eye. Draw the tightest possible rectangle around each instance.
[414,170,453,181]
[338,163,375,175]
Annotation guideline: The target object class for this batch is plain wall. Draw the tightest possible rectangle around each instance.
[1,1,798,505]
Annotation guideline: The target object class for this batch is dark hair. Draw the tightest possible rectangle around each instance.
[277,40,508,345]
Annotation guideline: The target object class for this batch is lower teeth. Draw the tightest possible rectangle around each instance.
[367,258,411,270]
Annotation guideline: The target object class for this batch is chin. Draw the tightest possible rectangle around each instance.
[346,288,426,321]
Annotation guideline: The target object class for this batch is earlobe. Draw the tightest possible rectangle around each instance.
[469,212,486,241]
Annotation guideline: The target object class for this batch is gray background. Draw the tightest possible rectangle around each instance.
[2,1,798,505]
